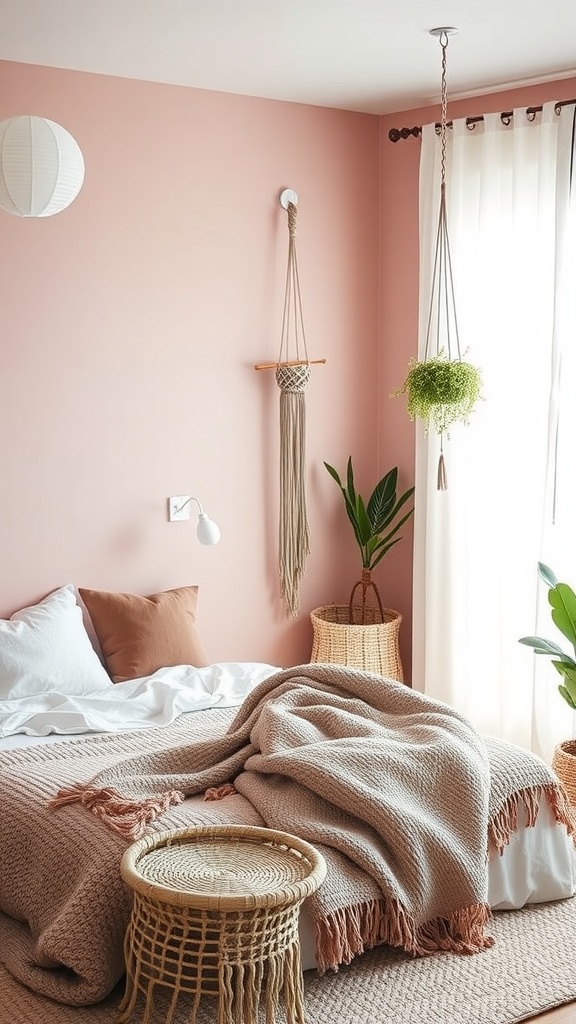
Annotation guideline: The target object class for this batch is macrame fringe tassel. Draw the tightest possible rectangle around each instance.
[437,452,447,490]
[218,944,304,1024]
[278,389,310,617]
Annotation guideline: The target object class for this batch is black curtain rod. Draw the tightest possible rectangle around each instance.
[388,97,576,142]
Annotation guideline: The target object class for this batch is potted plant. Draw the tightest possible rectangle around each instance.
[309,458,414,681]
[519,562,576,804]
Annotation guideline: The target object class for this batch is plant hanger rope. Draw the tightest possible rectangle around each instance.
[279,200,308,365]
[254,189,326,617]
[427,30,458,488]
[423,32,462,366]
[394,28,482,490]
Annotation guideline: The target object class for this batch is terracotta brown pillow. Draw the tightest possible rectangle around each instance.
[78,585,209,683]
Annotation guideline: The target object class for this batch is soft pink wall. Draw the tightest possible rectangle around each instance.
[0,60,382,667]
[378,75,576,683]
[4,60,574,679]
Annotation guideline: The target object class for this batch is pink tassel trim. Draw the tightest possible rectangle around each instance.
[48,784,184,840]
[488,783,574,857]
[314,897,493,974]
[203,783,237,801]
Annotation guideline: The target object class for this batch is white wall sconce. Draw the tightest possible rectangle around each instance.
[0,115,85,217]
[168,496,221,545]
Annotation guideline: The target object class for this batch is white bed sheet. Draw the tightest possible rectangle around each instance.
[0,662,279,738]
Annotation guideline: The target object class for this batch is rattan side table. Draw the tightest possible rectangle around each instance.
[117,824,326,1024]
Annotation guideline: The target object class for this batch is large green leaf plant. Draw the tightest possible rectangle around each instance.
[519,563,576,710]
[324,458,414,572]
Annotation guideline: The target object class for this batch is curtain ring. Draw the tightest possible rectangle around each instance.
[500,113,512,126]
[526,109,536,122]
[466,121,477,132]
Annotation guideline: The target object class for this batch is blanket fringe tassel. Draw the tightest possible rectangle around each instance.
[204,783,237,801]
[488,783,574,856]
[48,783,184,840]
[314,897,493,974]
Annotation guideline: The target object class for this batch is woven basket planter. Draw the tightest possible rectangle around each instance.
[310,604,404,682]
[552,739,576,811]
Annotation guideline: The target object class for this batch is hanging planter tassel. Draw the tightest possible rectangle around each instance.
[437,442,448,490]
[394,29,482,488]
[255,189,326,617]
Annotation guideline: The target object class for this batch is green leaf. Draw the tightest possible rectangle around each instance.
[558,683,576,710]
[549,582,576,648]
[343,500,363,548]
[551,659,576,678]
[538,562,558,588]
[346,457,356,509]
[367,469,397,529]
[355,495,373,546]
[365,535,382,557]
[374,488,415,535]
[323,462,343,488]
[519,636,570,658]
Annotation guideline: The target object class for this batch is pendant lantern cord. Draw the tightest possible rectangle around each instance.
[278,202,309,365]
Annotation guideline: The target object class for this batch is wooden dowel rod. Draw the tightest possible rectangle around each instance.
[254,358,327,371]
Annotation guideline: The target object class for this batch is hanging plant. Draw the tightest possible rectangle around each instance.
[398,351,482,435]
[394,28,484,489]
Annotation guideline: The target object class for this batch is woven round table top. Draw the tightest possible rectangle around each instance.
[120,824,327,911]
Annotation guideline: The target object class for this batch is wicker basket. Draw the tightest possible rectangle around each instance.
[310,604,404,682]
[552,739,576,811]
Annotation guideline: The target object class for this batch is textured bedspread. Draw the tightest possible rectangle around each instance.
[0,665,572,1006]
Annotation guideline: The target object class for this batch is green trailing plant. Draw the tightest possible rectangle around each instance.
[519,563,576,710]
[324,458,414,623]
[396,352,483,435]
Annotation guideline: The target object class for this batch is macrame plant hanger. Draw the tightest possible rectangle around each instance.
[427,28,461,490]
[255,189,326,617]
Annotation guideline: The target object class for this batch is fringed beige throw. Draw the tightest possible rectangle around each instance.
[3,682,573,1005]
[47,664,571,971]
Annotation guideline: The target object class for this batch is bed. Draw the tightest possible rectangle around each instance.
[0,584,575,1008]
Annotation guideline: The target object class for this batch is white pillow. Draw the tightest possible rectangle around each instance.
[0,584,112,699]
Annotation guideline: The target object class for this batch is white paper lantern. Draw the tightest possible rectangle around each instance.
[0,115,85,217]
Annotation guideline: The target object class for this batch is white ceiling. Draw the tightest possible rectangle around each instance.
[2,0,576,116]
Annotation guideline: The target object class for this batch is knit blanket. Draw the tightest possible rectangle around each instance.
[1,665,572,1006]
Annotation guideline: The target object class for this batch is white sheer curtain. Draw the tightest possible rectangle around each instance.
[412,101,576,762]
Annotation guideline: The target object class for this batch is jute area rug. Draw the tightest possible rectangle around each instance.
[3,898,576,1024]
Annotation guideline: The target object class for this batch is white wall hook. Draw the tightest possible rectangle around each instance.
[279,188,298,209]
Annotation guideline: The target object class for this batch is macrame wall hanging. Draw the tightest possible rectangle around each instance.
[255,189,325,617]
[395,28,482,489]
